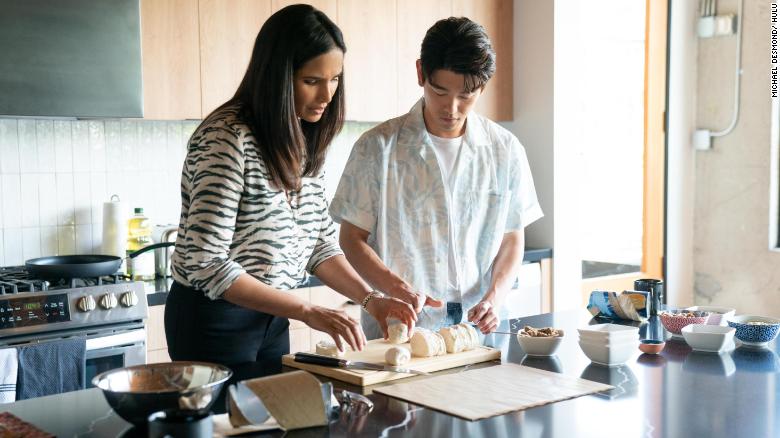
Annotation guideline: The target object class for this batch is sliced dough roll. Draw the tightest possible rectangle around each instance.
[410,328,447,357]
[387,322,411,344]
[315,339,344,358]
[385,346,411,366]
[439,325,467,353]
[457,323,480,350]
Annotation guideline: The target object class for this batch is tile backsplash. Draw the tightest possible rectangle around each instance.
[0,118,197,266]
[0,118,373,266]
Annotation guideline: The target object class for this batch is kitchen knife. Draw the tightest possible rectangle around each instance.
[470,323,518,336]
[293,352,430,376]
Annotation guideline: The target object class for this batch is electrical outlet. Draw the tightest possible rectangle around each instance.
[698,14,737,38]
[714,14,736,36]
[694,129,712,151]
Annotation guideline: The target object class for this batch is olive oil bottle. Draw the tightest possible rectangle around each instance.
[127,207,155,280]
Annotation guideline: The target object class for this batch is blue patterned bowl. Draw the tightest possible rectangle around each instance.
[726,315,780,347]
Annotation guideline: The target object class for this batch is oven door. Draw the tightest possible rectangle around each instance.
[85,326,147,388]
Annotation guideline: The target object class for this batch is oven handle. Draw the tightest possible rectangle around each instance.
[85,329,146,351]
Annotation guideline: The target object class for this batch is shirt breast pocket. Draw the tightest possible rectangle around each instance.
[462,190,512,271]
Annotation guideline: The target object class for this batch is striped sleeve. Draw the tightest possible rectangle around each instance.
[306,174,343,274]
[177,123,247,299]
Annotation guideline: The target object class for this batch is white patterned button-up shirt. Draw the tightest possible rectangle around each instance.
[330,99,543,330]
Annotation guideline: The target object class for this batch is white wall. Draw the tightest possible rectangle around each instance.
[691,0,780,315]
[501,0,588,312]
[666,0,698,306]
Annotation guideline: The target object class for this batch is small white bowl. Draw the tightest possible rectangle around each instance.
[685,306,736,326]
[578,338,637,366]
[516,331,564,356]
[577,324,639,342]
[680,324,735,353]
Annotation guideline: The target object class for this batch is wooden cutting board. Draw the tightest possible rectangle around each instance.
[281,339,500,386]
[374,363,614,421]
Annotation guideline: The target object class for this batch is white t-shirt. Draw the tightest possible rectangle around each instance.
[429,133,464,301]
[429,134,463,182]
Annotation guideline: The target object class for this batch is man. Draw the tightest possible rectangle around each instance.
[330,17,543,339]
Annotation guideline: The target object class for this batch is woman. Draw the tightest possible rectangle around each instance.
[165,4,416,366]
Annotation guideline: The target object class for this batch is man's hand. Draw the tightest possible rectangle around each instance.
[365,295,418,339]
[387,280,444,313]
[467,300,499,334]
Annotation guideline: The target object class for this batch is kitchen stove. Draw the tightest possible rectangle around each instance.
[0,266,146,338]
[0,266,147,338]
[0,265,149,391]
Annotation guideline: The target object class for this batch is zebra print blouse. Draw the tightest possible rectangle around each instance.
[171,104,342,299]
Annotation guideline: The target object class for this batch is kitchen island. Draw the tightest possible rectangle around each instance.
[4,309,777,437]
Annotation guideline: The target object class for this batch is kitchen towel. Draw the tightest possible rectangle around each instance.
[16,337,86,400]
[0,348,18,403]
[102,195,128,259]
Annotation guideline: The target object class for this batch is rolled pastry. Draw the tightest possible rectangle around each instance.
[439,325,467,353]
[315,339,343,358]
[440,323,480,353]
[410,328,447,357]
[387,322,411,344]
[385,346,411,366]
[458,323,480,350]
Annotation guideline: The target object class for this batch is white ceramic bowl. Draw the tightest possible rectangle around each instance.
[685,306,736,326]
[680,324,735,353]
[577,324,639,343]
[578,338,637,366]
[516,330,565,356]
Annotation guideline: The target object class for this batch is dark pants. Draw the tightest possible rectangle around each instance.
[164,281,290,366]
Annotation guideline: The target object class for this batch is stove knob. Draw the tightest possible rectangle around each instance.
[100,293,118,310]
[120,291,139,308]
[77,295,96,312]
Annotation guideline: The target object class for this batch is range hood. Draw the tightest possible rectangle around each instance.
[0,0,143,118]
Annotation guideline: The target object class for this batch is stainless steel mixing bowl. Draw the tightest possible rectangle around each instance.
[92,361,232,426]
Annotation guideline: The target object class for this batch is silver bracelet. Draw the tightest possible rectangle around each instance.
[361,290,383,311]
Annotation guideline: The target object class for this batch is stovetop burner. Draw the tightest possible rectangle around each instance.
[0,266,128,295]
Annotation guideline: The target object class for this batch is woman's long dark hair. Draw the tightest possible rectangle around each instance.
[221,4,346,191]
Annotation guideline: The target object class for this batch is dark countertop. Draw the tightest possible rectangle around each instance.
[5,308,777,438]
[145,247,553,306]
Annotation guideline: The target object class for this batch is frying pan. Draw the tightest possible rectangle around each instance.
[25,242,175,279]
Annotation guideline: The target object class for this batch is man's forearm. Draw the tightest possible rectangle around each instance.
[483,231,526,306]
[339,232,405,295]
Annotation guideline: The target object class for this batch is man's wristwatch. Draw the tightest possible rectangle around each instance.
[361,291,383,311]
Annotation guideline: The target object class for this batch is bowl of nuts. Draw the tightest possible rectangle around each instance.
[659,310,710,336]
[726,315,780,348]
[516,326,564,356]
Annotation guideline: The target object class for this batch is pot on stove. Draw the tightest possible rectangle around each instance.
[152,225,178,277]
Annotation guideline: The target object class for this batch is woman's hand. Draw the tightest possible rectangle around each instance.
[365,295,418,339]
[302,305,366,352]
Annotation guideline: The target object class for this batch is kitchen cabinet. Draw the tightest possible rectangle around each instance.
[140,0,202,120]
[396,0,453,114]
[146,304,171,363]
[198,0,273,117]
[338,0,398,122]
[272,0,337,18]
[452,0,513,120]
[139,0,513,121]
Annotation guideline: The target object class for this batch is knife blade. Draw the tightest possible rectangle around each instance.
[293,353,430,375]
[470,323,518,336]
